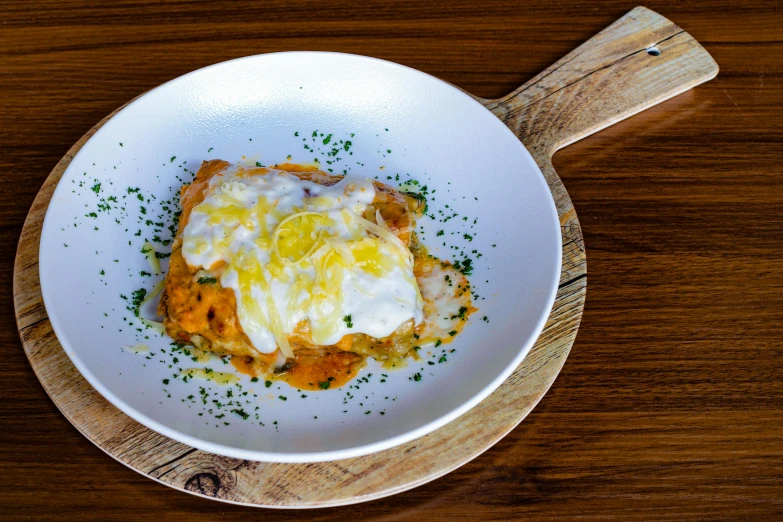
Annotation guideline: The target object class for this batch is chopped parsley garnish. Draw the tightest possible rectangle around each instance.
[170,156,176,163]
[197,276,217,284]
[413,372,422,382]
[278,395,287,401]
[130,288,146,317]
[231,408,249,420]
[265,380,272,388]
[91,183,101,194]
[451,306,469,320]
[318,381,331,390]
[251,377,258,382]
[434,340,442,347]
[449,331,457,336]
[453,258,473,276]
[343,315,353,328]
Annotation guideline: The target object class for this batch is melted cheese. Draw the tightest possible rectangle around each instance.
[181,165,424,355]
[415,260,474,344]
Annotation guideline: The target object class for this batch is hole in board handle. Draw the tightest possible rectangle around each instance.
[646,46,661,56]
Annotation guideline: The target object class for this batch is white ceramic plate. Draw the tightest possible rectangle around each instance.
[39,52,561,462]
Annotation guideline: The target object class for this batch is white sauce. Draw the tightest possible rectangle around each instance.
[181,166,424,353]
[416,262,470,341]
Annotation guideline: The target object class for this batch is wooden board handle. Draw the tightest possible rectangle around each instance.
[481,6,719,158]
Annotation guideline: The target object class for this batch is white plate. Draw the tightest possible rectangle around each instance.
[39,52,561,462]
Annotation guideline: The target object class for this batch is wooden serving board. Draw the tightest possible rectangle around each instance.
[13,7,717,508]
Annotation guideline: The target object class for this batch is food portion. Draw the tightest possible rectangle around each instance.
[159,160,474,390]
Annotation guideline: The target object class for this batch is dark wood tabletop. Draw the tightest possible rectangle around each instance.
[3,1,782,519]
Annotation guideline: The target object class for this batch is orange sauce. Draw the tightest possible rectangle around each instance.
[231,349,364,391]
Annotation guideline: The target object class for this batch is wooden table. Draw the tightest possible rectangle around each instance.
[2,1,781,519]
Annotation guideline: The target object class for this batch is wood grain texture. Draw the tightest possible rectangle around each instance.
[2,0,782,519]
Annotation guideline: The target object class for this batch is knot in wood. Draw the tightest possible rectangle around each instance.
[185,472,221,497]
